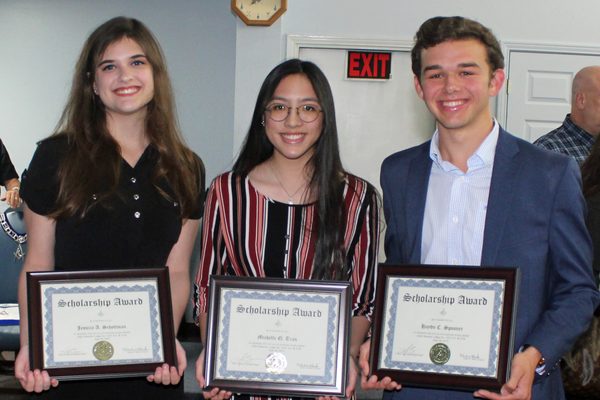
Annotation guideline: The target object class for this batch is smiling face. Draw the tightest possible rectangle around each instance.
[414,39,505,138]
[264,73,323,165]
[93,37,154,120]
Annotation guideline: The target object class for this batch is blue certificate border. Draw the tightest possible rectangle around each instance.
[216,289,339,384]
[382,277,504,377]
[42,282,163,367]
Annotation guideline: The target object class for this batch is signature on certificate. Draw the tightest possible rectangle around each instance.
[397,344,421,357]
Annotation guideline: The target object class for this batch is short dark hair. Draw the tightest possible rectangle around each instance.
[411,16,505,79]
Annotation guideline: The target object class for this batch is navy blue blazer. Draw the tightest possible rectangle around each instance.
[380,128,600,400]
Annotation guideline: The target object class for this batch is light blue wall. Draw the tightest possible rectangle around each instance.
[0,0,235,182]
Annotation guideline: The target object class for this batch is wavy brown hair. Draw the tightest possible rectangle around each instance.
[51,16,202,218]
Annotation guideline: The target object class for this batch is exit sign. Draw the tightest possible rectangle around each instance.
[347,51,391,80]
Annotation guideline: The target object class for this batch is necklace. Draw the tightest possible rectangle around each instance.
[269,163,307,205]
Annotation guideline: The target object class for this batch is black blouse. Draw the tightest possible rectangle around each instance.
[21,135,202,271]
[0,138,18,184]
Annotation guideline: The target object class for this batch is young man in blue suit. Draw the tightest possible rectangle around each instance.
[359,16,600,400]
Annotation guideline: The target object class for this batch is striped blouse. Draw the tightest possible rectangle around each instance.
[193,171,380,322]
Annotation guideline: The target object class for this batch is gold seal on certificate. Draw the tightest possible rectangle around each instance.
[265,352,287,374]
[429,343,450,365]
[93,340,114,361]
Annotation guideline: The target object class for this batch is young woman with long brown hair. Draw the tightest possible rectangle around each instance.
[14,16,203,399]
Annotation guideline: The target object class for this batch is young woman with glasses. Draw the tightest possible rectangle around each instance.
[193,59,380,400]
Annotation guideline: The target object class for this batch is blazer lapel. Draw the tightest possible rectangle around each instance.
[481,129,521,266]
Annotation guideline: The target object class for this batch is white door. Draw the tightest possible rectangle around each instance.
[298,47,434,193]
[504,51,600,142]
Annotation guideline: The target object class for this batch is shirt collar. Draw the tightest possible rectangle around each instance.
[429,120,500,172]
[564,114,595,143]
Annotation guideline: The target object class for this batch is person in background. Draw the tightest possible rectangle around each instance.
[578,124,600,289]
[582,137,600,286]
[14,16,204,399]
[561,132,600,398]
[0,139,21,208]
[359,16,600,400]
[534,66,600,165]
[193,58,380,400]
[535,65,600,398]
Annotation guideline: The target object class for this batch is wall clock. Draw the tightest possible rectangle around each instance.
[231,0,287,26]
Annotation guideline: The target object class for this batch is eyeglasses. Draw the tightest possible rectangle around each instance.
[264,103,322,123]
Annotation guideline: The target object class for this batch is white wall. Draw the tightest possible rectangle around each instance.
[231,0,600,156]
[2,0,600,183]
[283,0,598,42]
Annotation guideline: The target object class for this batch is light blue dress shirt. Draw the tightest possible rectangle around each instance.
[421,121,499,266]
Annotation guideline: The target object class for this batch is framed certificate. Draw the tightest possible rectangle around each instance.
[27,268,176,380]
[204,276,351,397]
[370,264,518,391]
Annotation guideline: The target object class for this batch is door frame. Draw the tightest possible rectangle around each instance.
[286,35,413,58]
[497,41,600,126]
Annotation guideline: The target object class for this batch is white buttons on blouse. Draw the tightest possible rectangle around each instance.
[130,177,140,218]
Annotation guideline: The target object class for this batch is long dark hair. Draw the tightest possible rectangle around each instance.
[233,59,347,280]
[52,16,202,218]
[582,139,600,197]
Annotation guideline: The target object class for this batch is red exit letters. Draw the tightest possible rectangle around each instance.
[347,51,391,80]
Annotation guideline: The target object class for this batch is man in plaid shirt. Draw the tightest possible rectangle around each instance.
[534,66,600,165]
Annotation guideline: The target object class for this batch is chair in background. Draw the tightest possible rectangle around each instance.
[0,207,27,372]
